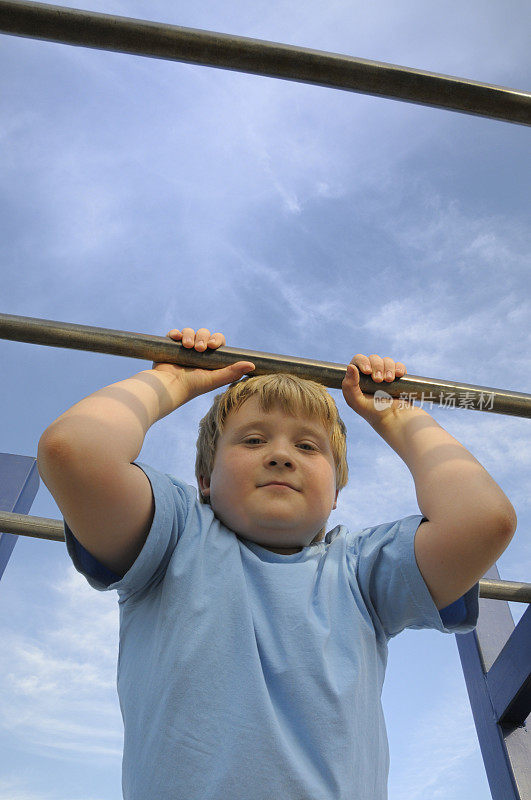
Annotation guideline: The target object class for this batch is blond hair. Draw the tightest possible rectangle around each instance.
[195,373,348,543]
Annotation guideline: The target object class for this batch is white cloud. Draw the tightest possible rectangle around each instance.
[0,776,107,800]
[391,683,481,800]
[0,568,123,762]
[359,290,530,380]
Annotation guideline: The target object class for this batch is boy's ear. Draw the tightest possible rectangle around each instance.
[198,475,211,497]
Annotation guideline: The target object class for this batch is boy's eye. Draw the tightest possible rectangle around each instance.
[243,438,316,450]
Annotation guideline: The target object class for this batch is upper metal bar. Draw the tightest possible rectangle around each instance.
[2,510,529,603]
[1,312,531,417]
[0,1,529,125]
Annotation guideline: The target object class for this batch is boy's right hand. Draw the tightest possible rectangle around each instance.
[152,327,255,401]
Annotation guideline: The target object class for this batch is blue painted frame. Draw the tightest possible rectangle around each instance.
[0,452,40,580]
[456,564,531,799]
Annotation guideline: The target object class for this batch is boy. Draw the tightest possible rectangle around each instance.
[37,326,517,800]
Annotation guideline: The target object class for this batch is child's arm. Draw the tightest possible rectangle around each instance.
[342,354,517,610]
[37,327,254,576]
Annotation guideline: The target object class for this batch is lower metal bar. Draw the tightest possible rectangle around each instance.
[0,1,529,124]
[1,312,531,418]
[0,510,63,542]
[1,510,529,603]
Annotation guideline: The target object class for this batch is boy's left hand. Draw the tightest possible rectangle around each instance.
[342,354,408,426]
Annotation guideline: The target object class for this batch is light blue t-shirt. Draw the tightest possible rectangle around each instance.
[64,461,479,800]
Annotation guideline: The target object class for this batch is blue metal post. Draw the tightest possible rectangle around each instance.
[0,453,40,580]
[456,564,531,799]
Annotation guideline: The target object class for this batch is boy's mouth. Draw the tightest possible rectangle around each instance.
[260,481,299,491]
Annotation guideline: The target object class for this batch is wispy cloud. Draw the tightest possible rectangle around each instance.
[0,776,107,800]
[391,689,481,800]
[0,568,123,762]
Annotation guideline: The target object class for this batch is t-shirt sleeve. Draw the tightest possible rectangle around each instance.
[63,461,199,602]
[347,514,480,640]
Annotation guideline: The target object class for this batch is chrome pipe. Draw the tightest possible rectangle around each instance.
[478,579,531,604]
[0,1,529,124]
[1,511,529,603]
[1,312,531,417]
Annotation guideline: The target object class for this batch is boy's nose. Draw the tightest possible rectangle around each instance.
[268,458,293,467]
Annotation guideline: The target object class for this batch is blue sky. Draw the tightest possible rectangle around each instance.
[0,0,530,798]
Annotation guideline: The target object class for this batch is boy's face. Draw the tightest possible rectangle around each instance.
[199,396,339,554]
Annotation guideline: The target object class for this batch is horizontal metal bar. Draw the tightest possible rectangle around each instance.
[2,312,531,417]
[2,511,529,602]
[479,580,531,605]
[0,511,63,542]
[0,1,529,125]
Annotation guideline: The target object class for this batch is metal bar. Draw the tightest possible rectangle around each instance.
[0,1,529,125]
[2,510,530,605]
[479,580,531,605]
[0,510,63,542]
[2,312,531,418]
